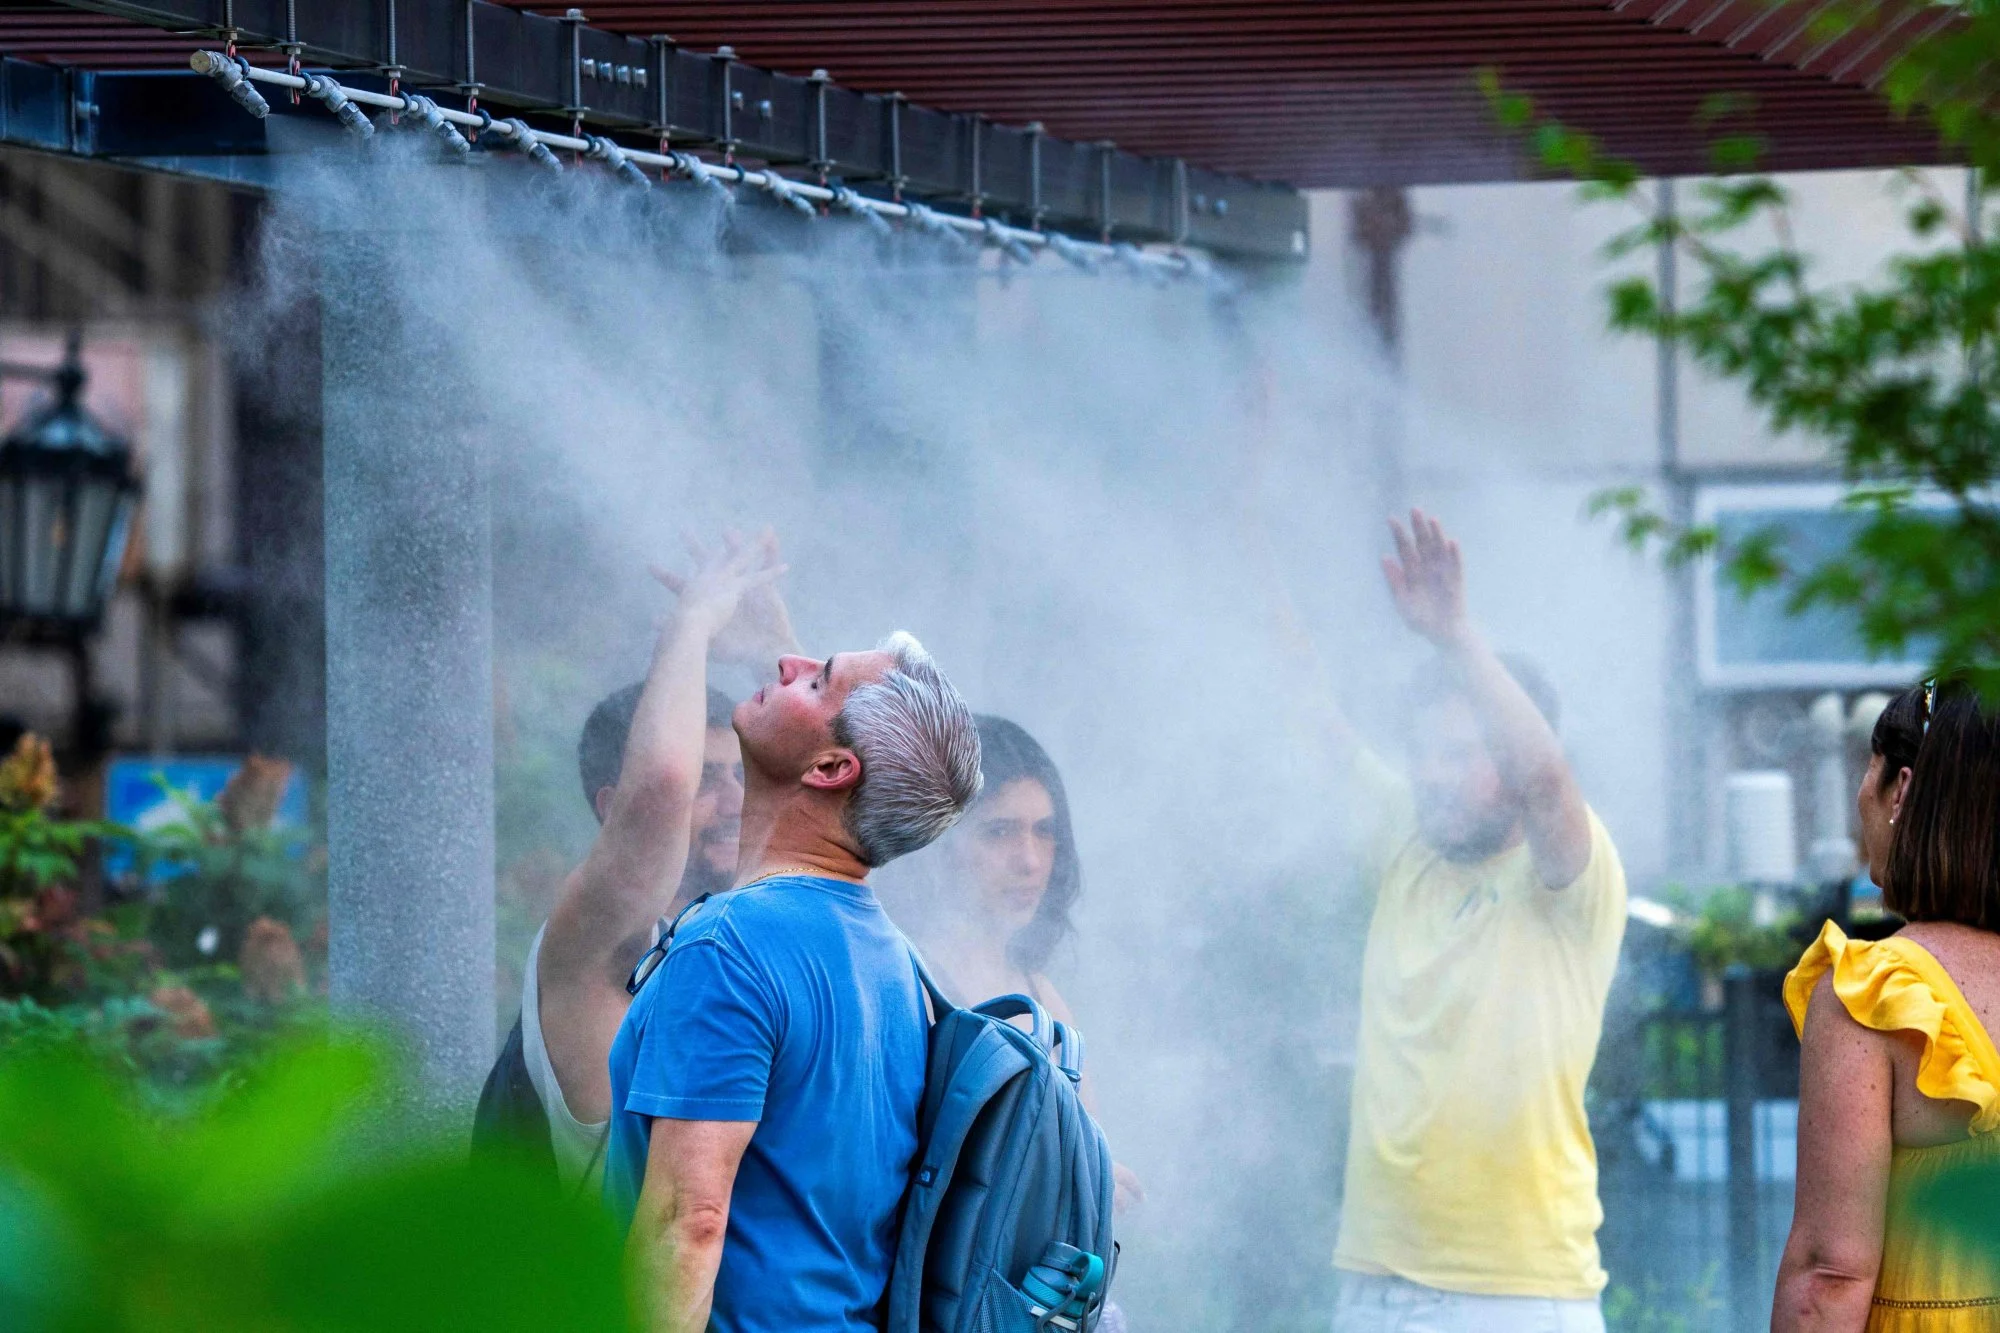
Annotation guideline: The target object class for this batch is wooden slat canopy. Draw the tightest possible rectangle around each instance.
[0,0,1955,184]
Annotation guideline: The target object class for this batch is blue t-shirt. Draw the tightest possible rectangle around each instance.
[605,875,928,1333]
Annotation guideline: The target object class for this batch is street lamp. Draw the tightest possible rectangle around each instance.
[0,332,139,761]
[0,333,138,636]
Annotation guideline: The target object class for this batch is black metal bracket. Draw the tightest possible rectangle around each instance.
[966,113,986,217]
[1096,142,1116,244]
[711,43,736,162]
[883,90,906,201]
[1171,160,1190,247]
[806,65,831,183]
[28,0,1310,261]
[1025,120,1044,231]
[455,0,480,115]
[559,5,585,133]
[647,34,672,145]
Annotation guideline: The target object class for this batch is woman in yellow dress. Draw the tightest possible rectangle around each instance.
[1774,681,2000,1332]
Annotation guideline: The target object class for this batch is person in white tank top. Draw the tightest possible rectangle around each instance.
[477,531,799,1188]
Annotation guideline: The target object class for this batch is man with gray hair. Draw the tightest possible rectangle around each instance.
[608,631,982,1333]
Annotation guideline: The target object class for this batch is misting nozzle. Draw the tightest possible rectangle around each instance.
[587,136,651,189]
[1046,232,1100,273]
[982,216,1035,266]
[504,119,562,172]
[191,50,270,119]
[670,152,733,203]
[831,187,892,237]
[401,94,472,157]
[760,171,816,218]
[304,73,375,137]
[906,203,967,249]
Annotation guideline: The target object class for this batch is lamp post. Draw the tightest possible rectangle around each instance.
[0,332,140,759]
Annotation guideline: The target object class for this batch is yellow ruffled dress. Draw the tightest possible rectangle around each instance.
[1785,922,2000,1332]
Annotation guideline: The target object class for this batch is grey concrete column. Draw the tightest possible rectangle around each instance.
[319,219,494,1120]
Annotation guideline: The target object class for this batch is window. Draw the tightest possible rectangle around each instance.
[1694,483,1934,690]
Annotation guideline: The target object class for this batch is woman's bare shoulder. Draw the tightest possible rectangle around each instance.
[1030,973,1078,1025]
[1891,921,2000,1013]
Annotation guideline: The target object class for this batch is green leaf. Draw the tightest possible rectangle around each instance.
[1696,91,1757,127]
[1707,134,1769,171]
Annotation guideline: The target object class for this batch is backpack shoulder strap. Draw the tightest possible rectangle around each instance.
[470,1015,556,1174]
[908,946,956,1023]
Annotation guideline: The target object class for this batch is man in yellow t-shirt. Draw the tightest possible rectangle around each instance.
[1320,510,1627,1333]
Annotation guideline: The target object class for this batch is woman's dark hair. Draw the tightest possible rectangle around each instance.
[1883,681,2000,931]
[1869,683,1926,787]
[971,715,1082,974]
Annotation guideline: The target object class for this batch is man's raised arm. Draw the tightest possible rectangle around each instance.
[538,533,790,1123]
[1384,509,1593,888]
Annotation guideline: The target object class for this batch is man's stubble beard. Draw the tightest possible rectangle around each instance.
[1417,803,1523,865]
[680,848,736,899]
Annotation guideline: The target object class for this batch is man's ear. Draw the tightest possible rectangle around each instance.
[800,748,863,794]
[1890,766,1913,823]
[594,785,616,824]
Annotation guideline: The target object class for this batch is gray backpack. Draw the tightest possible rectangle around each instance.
[887,958,1117,1333]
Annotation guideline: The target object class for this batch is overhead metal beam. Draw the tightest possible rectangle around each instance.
[43,0,1307,261]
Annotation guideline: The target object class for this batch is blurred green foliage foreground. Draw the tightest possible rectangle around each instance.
[0,733,331,1102]
[0,736,640,1329]
[0,1035,639,1333]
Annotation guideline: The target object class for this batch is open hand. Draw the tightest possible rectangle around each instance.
[708,530,800,666]
[650,529,788,648]
[1382,508,1469,647]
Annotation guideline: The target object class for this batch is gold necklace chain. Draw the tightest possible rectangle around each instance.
[741,865,849,886]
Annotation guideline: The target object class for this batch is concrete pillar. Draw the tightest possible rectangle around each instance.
[319,219,494,1121]
[235,292,325,770]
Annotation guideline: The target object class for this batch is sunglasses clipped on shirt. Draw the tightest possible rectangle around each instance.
[625,893,713,997]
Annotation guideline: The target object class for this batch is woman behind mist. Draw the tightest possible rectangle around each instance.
[1774,681,2000,1332]
[878,714,1142,1219]
[884,715,1084,1022]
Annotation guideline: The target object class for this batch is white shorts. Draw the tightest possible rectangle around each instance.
[1332,1271,1606,1333]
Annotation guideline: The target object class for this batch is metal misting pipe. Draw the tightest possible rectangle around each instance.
[189,51,1195,278]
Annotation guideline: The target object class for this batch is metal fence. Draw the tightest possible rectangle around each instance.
[1591,971,1802,1333]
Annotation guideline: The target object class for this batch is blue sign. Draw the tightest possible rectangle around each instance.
[104,755,310,880]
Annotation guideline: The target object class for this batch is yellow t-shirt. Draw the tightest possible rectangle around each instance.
[1333,749,1628,1299]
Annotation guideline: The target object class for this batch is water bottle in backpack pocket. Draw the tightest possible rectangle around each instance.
[887,957,1117,1333]
[964,1242,1107,1332]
